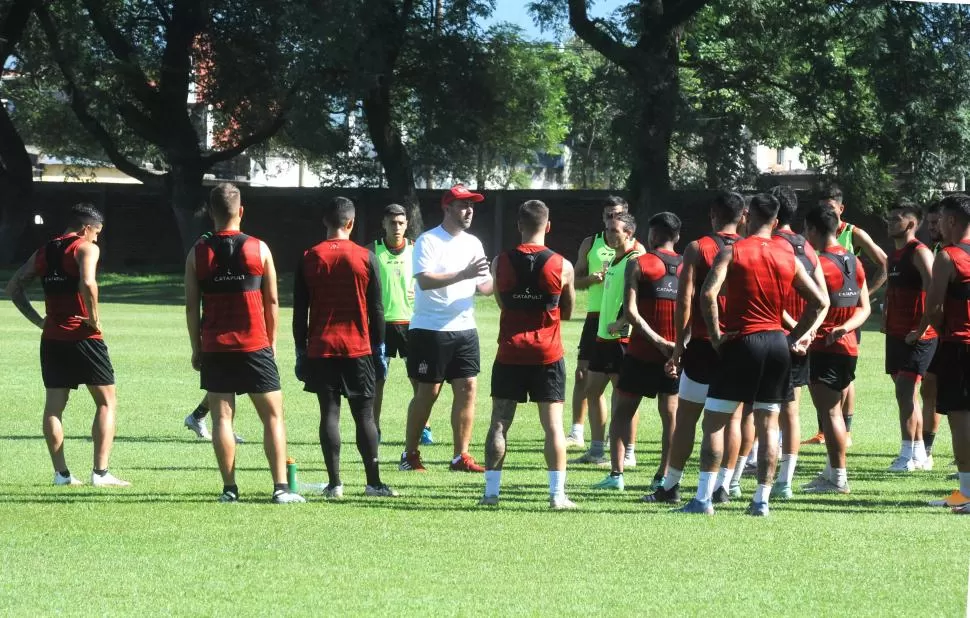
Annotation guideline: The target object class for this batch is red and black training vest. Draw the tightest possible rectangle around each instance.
[886,240,935,339]
[35,233,100,341]
[195,231,269,353]
[496,245,564,365]
[943,242,970,343]
[628,249,681,363]
[691,233,739,341]
[773,230,816,324]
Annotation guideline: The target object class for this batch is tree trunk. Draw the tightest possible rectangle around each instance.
[701,123,721,189]
[167,163,208,255]
[0,102,34,264]
[362,84,422,239]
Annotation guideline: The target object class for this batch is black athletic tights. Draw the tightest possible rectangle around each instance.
[317,392,381,488]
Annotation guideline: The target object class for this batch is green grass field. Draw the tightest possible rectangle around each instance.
[1,275,969,616]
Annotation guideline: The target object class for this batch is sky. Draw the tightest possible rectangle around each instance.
[485,0,628,40]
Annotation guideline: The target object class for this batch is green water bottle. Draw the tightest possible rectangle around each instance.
[286,457,298,492]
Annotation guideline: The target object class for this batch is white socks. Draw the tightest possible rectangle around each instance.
[716,467,731,491]
[731,455,747,486]
[663,467,683,491]
[549,470,566,498]
[834,468,847,487]
[570,424,584,438]
[779,454,798,485]
[753,484,770,504]
[696,471,716,502]
[914,440,927,462]
[901,440,914,460]
[484,470,502,497]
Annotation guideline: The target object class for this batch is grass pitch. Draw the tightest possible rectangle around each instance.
[0,274,968,616]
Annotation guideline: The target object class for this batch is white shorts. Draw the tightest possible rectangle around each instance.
[678,371,709,404]
[704,398,781,414]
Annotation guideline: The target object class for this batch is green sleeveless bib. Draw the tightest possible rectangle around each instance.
[586,232,616,314]
[375,239,414,322]
[597,248,639,340]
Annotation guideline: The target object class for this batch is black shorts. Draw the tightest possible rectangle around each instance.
[407,328,480,383]
[809,352,857,392]
[681,338,718,385]
[385,323,409,358]
[303,356,376,399]
[491,359,566,403]
[930,341,970,414]
[40,338,115,389]
[200,347,281,394]
[790,349,810,389]
[588,339,626,374]
[577,313,599,361]
[707,331,791,407]
[616,355,678,399]
[885,335,937,378]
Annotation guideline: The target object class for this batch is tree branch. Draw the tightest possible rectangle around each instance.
[80,0,160,108]
[567,0,635,71]
[152,0,172,25]
[660,0,711,34]
[200,83,300,166]
[36,4,164,185]
[0,0,38,62]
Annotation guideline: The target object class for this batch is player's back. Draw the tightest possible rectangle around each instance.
[495,244,564,365]
[302,238,374,358]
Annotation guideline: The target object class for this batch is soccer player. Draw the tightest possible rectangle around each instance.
[184,183,303,504]
[914,194,970,512]
[884,200,937,472]
[479,200,577,509]
[919,200,943,461]
[802,203,870,494]
[592,212,681,491]
[570,212,641,466]
[802,184,887,445]
[399,185,493,472]
[294,197,397,498]
[677,193,827,516]
[367,203,425,442]
[567,196,629,449]
[766,185,828,499]
[5,203,129,487]
[643,191,745,504]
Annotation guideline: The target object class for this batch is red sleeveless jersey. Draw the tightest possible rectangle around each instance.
[810,246,866,356]
[691,233,740,340]
[34,233,101,341]
[195,231,269,353]
[772,230,817,327]
[885,240,936,339]
[942,241,970,343]
[628,249,681,363]
[722,235,796,336]
[299,238,377,359]
[495,244,564,365]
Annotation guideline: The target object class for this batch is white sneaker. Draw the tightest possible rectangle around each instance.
[317,483,344,499]
[623,453,637,468]
[233,433,245,444]
[364,484,399,497]
[888,456,917,472]
[917,455,933,471]
[478,494,499,506]
[90,471,131,487]
[271,490,306,504]
[184,414,212,440]
[550,494,578,510]
[802,478,850,494]
[53,472,83,486]
[564,433,586,450]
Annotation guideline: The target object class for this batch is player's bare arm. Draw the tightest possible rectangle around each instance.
[790,259,829,351]
[853,226,888,293]
[666,240,698,374]
[184,249,202,371]
[905,245,936,342]
[260,241,279,355]
[560,258,576,321]
[76,241,102,332]
[489,256,503,310]
[574,236,602,290]
[476,257,494,297]
[827,279,871,345]
[700,246,732,350]
[5,251,44,329]
[801,260,829,337]
[623,258,670,356]
[911,251,953,343]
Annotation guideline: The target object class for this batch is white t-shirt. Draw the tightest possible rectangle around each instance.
[410,225,490,332]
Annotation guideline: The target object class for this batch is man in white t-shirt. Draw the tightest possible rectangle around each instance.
[400,185,494,472]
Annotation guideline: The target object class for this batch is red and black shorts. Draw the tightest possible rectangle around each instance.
[588,339,626,375]
[930,341,970,414]
[491,358,566,403]
[40,338,115,390]
[577,313,599,362]
[407,328,480,383]
[809,351,858,392]
[303,355,376,399]
[201,347,281,394]
[616,355,678,399]
[885,335,937,379]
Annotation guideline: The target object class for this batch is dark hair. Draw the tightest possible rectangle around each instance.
[821,184,843,204]
[209,183,242,220]
[603,195,629,213]
[890,198,922,223]
[518,200,549,232]
[940,194,970,225]
[804,203,839,237]
[747,193,780,222]
[68,203,104,228]
[614,212,636,235]
[769,185,798,226]
[710,190,746,225]
[647,211,681,244]
[925,199,942,216]
[325,196,356,229]
[383,203,407,219]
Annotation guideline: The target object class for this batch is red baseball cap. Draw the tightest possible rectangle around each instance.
[441,184,484,207]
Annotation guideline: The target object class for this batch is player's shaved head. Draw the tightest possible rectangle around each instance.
[518,200,549,233]
[209,183,242,222]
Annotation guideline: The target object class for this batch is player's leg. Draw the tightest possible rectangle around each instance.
[568,360,589,447]
[539,398,574,509]
[316,389,343,490]
[347,356,390,495]
[657,393,677,485]
[209,391,239,495]
[571,369,610,464]
[445,330,483,470]
[948,412,970,512]
[481,398,517,503]
[249,389,301,503]
[842,381,855,445]
[643,372,705,502]
[451,376,477,458]
[715,405,744,502]
[890,372,922,472]
[729,407,755,497]
[773,388,801,498]
[675,407,734,514]
[922,372,940,462]
[806,383,849,491]
[750,407,781,512]
[88,384,126,484]
[184,394,212,440]
[43,388,73,482]
[594,390,638,490]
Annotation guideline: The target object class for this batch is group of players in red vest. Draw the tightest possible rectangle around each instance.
[8,182,970,514]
